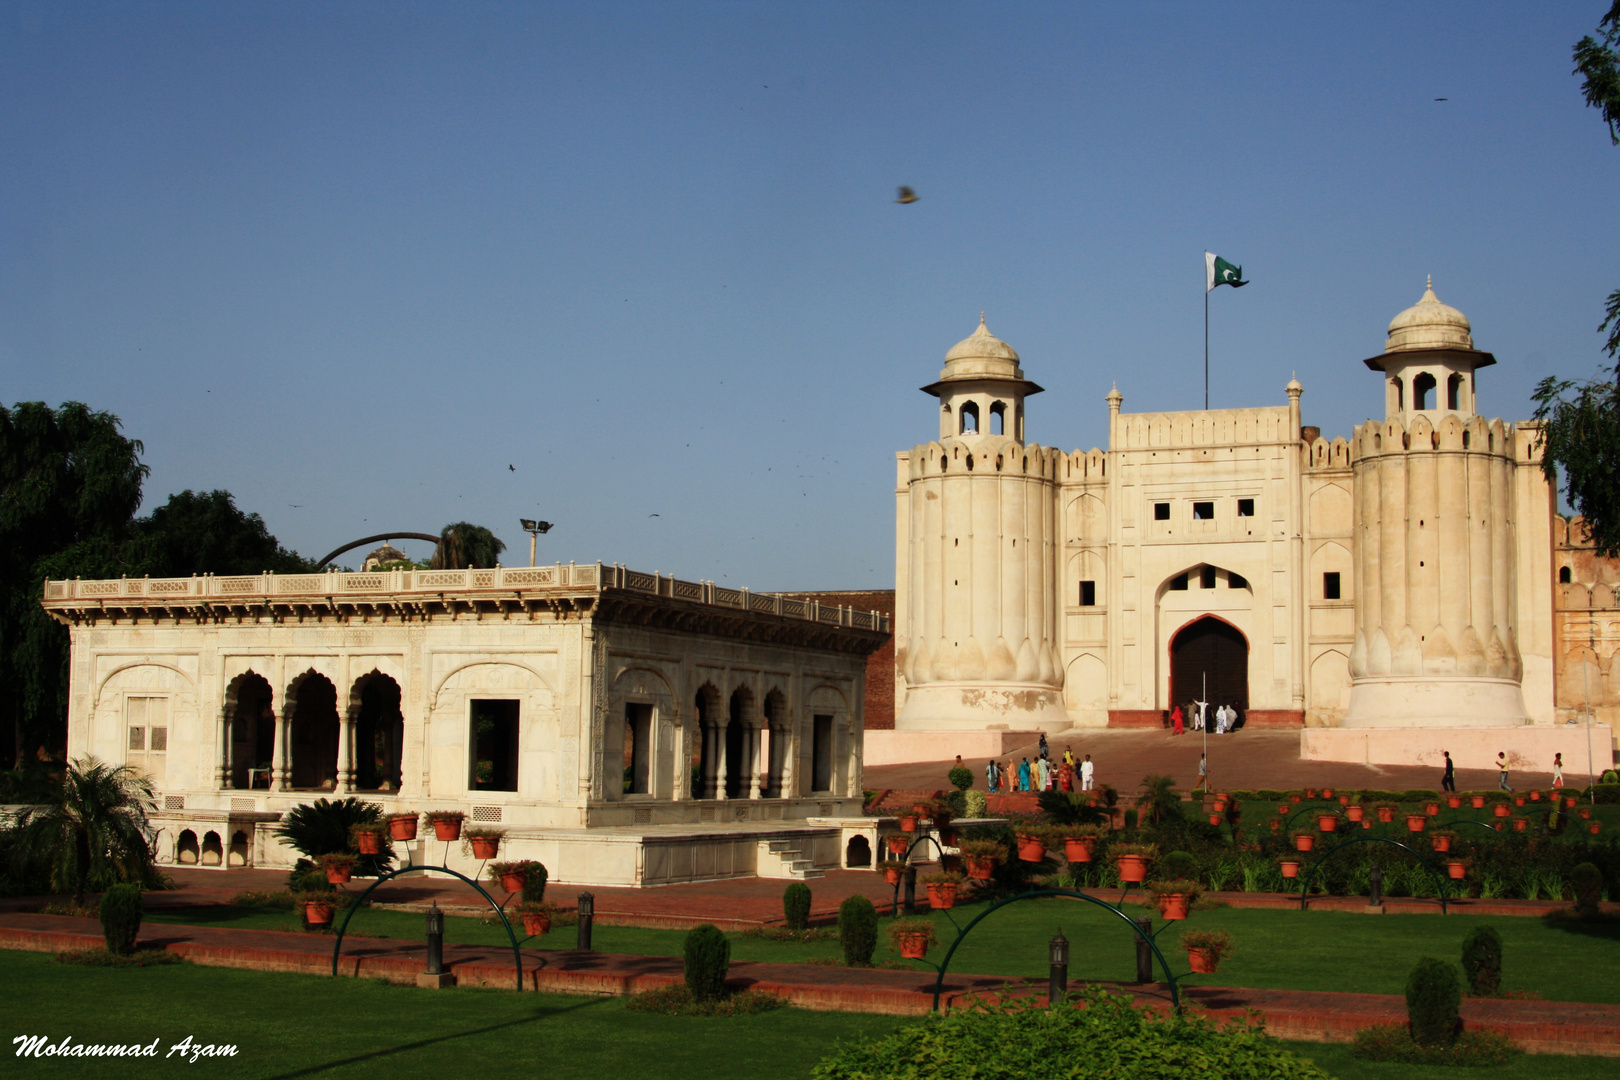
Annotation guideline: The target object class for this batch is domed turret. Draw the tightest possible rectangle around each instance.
[1363,278,1495,421]
[922,315,1043,441]
[1385,276,1474,353]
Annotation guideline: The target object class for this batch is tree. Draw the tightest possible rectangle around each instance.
[1134,774,1183,827]
[1536,4,1620,554]
[432,522,507,569]
[128,489,317,577]
[8,757,160,906]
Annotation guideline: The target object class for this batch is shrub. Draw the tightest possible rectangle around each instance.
[1588,784,1620,805]
[1459,925,1502,995]
[947,766,974,791]
[1405,957,1462,1047]
[682,923,731,1001]
[1401,789,1440,803]
[1159,850,1199,880]
[838,894,878,966]
[783,882,812,931]
[1352,1024,1520,1065]
[963,789,987,818]
[810,985,1330,1080]
[98,884,143,956]
[1123,809,1139,829]
[1571,862,1603,917]
[625,985,785,1016]
[523,861,549,904]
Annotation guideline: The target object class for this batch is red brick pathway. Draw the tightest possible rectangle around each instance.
[2,913,1614,1055]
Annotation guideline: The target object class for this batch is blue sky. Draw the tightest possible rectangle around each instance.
[2,2,1614,588]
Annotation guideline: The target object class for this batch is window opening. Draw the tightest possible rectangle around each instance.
[624,703,653,795]
[470,699,520,791]
[1079,581,1096,606]
[1323,572,1342,600]
[959,401,980,434]
[1559,566,1572,584]
[1237,498,1254,517]
[1200,566,1217,589]
[1447,372,1463,410]
[989,401,1005,436]
[1154,502,1170,521]
[1169,574,1188,591]
[1413,372,1436,410]
[1228,572,1248,589]
[1192,501,1214,520]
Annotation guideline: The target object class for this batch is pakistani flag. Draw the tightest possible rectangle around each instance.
[1206,251,1248,292]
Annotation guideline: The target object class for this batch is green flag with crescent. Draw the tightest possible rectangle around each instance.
[1205,251,1248,291]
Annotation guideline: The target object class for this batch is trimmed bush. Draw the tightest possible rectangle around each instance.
[1571,862,1603,917]
[1589,784,1620,805]
[682,923,731,1001]
[838,894,878,966]
[1158,850,1199,881]
[964,789,987,818]
[98,884,143,956]
[522,861,549,905]
[947,766,974,791]
[1460,925,1502,996]
[783,882,812,931]
[1405,957,1461,1047]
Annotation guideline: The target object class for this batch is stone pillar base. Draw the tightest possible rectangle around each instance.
[1342,676,1529,728]
[416,972,457,989]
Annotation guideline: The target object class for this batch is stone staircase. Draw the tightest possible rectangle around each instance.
[758,837,826,880]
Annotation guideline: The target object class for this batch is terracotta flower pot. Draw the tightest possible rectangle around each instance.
[1471,795,1487,809]
[1493,804,1511,818]
[1208,813,1222,826]
[1322,788,1335,799]
[1268,820,1280,831]
[1425,803,1440,817]
[896,932,930,960]
[1362,820,1372,830]
[899,815,919,833]
[888,836,909,856]
[1433,835,1451,853]
[913,804,931,819]
[1158,893,1190,920]
[1187,947,1221,974]
[355,831,382,855]
[432,817,463,841]
[1115,854,1150,883]
[1447,861,1467,880]
[522,912,551,936]
[1212,799,1228,813]
[388,815,418,841]
[1279,860,1300,878]
[304,900,335,926]
[1346,805,1365,822]
[1590,823,1602,835]
[1406,815,1427,833]
[926,882,957,910]
[965,856,995,881]
[1567,797,1579,808]
[1376,807,1395,823]
[1064,837,1095,863]
[1447,795,1462,809]
[1290,794,1302,804]
[470,836,500,859]
[1580,808,1592,820]
[1016,835,1047,863]
[1513,819,1527,832]
[1530,790,1541,801]
[1294,834,1315,852]
[499,870,527,893]
[883,865,902,885]
[324,862,353,885]
[1304,789,1317,800]
[1316,814,1337,832]
[1277,804,1291,815]
[1339,795,1350,805]
[1514,795,1526,806]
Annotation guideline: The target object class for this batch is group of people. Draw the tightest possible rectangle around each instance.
[1439,749,1566,793]
[982,733,1095,793]
[1168,699,1242,735]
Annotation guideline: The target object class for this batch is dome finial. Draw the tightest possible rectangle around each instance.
[979,311,986,328]
[1426,274,1432,291]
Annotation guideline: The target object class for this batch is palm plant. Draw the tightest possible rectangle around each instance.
[1036,789,1109,827]
[9,757,158,906]
[273,797,393,876]
[431,522,506,569]
[1135,774,1183,827]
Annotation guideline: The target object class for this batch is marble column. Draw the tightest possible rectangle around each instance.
[270,708,290,792]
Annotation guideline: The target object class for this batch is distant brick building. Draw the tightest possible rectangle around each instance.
[787,591,896,729]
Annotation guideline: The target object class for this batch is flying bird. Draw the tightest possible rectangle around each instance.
[649,513,660,517]
[508,464,515,471]
[1434,97,1448,101]
[895,186,919,204]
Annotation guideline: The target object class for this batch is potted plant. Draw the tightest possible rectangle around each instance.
[1430,829,1455,853]
[1277,856,1301,879]
[296,890,338,927]
[1374,802,1398,824]
[1529,789,1541,801]
[1580,807,1593,820]
[1290,829,1317,853]
[1062,825,1103,863]
[1405,812,1427,833]
[1303,788,1318,800]
[1513,818,1528,832]
[1014,826,1053,863]
[1345,803,1365,822]
[1492,803,1512,819]
[463,826,504,860]
[958,839,1007,881]
[490,860,534,894]
[1181,929,1233,974]
[1113,842,1158,883]
[1446,794,1462,809]
[1470,793,1488,809]
[1315,811,1338,832]
[884,832,911,858]
[1322,787,1335,799]
[1276,803,1291,816]
[1338,793,1350,806]
[879,859,907,885]
[516,901,559,937]
[318,853,358,885]
[1147,878,1202,920]
[387,812,419,841]
[898,813,920,833]
[928,799,954,829]
[922,871,965,910]
[350,822,386,855]
[1514,794,1526,806]
[426,810,466,841]
[1267,819,1281,831]
[888,917,938,960]
[1424,801,1440,816]
[1211,793,1229,812]
[1590,821,1602,835]
[1445,858,1468,880]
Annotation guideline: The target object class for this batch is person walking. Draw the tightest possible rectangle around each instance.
[1496,752,1512,792]
[1018,757,1032,792]
[1552,752,1565,789]
[1063,746,1075,768]
[1038,732,1050,760]
[1194,754,1209,793]
[985,759,1000,793]
[1080,753,1095,792]
[1171,705,1184,736]
[1059,760,1074,792]
[1441,750,1456,793]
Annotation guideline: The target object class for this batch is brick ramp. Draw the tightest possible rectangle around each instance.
[3,915,1615,1055]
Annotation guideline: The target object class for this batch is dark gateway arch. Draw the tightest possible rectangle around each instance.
[1170,615,1249,711]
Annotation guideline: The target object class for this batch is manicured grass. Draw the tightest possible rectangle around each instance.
[0,949,1611,1080]
[143,894,1620,1002]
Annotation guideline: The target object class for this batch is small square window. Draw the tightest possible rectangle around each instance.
[1079,581,1096,606]
[1169,574,1188,591]
[1237,498,1254,517]
[128,727,145,752]
[1323,572,1342,600]
[1228,572,1248,589]
[1192,501,1214,520]
[150,727,167,752]
[1200,566,1217,589]
[1154,502,1170,521]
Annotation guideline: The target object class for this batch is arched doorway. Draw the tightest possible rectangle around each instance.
[694,684,719,798]
[226,672,275,789]
[288,671,340,790]
[725,689,751,799]
[352,672,404,792]
[1170,616,1248,715]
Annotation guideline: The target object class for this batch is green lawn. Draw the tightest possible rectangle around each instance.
[0,950,1612,1080]
[143,893,1620,1003]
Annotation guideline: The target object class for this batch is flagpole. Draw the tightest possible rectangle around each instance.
[1204,287,1209,410]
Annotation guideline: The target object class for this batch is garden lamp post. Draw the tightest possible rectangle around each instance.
[1368,863,1382,909]
[577,891,594,951]
[1048,928,1069,1003]
[425,903,445,975]
[1134,917,1153,983]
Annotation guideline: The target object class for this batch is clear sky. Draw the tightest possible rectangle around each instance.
[3,2,1614,589]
